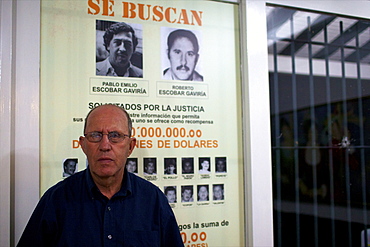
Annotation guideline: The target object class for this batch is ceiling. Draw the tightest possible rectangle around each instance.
[266,6,370,64]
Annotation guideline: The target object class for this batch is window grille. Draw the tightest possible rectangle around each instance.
[267,6,370,247]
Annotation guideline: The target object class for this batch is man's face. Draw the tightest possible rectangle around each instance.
[201,160,209,170]
[213,186,223,200]
[167,164,175,174]
[166,190,176,203]
[182,189,192,202]
[79,106,136,180]
[168,37,198,80]
[65,161,76,175]
[126,160,136,173]
[183,162,192,173]
[216,160,225,172]
[108,31,134,69]
[198,186,208,201]
[145,162,155,174]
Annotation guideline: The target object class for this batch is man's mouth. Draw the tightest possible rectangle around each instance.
[117,51,128,57]
[98,157,113,163]
[116,53,128,61]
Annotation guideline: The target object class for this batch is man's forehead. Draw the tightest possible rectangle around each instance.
[89,106,125,118]
[171,37,194,49]
[86,106,128,127]
[113,31,133,40]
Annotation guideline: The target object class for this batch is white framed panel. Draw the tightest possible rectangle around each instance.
[39,1,243,246]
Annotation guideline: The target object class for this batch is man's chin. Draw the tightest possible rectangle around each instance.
[174,72,191,80]
[114,57,129,65]
[94,169,114,177]
[91,165,123,178]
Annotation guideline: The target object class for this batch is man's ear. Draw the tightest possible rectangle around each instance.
[167,49,170,60]
[128,137,137,156]
[79,136,87,155]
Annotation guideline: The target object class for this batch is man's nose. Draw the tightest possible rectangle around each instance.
[180,54,187,65]
[99,134,112,151]
[118,43,126,52]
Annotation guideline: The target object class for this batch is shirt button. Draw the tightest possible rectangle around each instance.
[107,206,111,211]
[108,234,112,240]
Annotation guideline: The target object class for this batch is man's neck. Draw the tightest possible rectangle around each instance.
[91,170,124,199]
[112,63,130,76]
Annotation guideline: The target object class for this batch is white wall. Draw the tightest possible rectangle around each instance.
[0,1,13,246]
[0,0,40,246]
[242,1,274,246]
[13,0,40,244]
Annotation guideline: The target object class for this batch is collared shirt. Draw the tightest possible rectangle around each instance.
[96,58,143,78]
[17,168,184,247]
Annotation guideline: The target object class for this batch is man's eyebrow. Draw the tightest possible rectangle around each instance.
[113,38,132,42]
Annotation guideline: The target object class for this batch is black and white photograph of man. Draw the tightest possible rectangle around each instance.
[164,186,177,203]
[62,158,78,177]
[198,157,211,174]
[164,158,177,175]
[126,157,138,174]
[181,185,194,203]
[197,185,209,202]
[162,28,203,81]
[143,157,157,175]
[213,184,224,201]
[181,157,194,174]
[96,20,143,77]
[215,157,227,173]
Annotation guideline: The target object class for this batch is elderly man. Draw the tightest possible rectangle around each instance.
[18,104,183,246]
[96,22,143,77]
[163,29,203,81]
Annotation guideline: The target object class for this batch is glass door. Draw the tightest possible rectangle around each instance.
[267,5,370,247]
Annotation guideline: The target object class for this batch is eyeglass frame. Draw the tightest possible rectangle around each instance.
[83,131,130,143]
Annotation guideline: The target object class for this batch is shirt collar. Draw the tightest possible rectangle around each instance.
[106,59,133,77]
[85,166,132,199]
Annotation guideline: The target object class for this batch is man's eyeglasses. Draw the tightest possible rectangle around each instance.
[84,131,130,143]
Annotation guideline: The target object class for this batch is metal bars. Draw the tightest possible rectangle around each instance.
[268,6,370,247]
